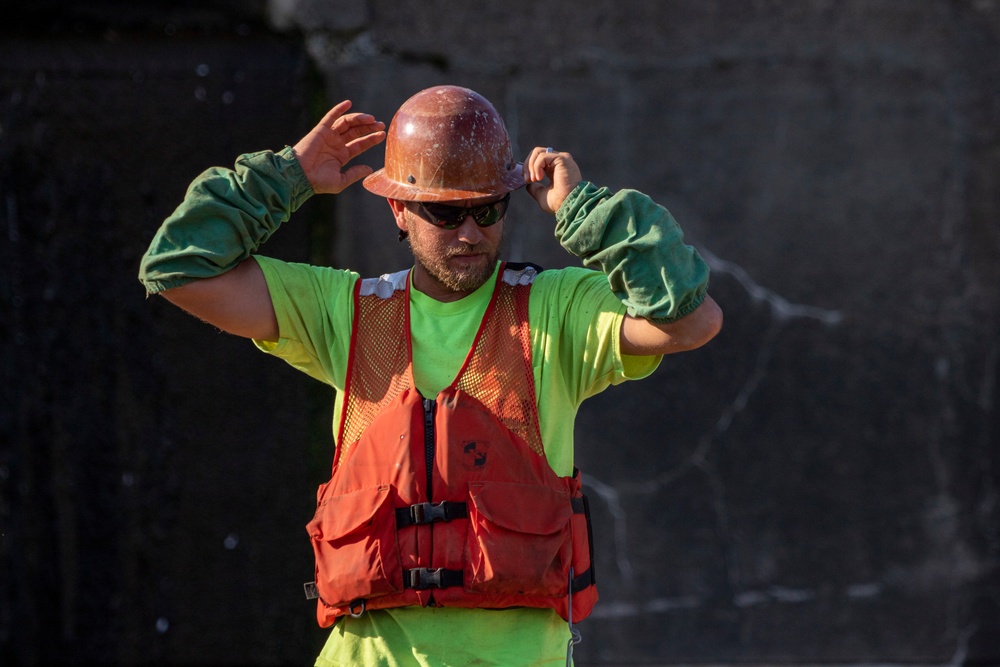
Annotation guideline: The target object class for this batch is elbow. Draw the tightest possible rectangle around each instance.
[686,294,723,351]
[705,294,724,338]
[621,294,723,356]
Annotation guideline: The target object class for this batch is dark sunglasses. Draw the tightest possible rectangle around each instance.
[410,194,510,230]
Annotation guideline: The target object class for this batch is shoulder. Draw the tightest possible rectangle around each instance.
[501,262,606,290]
[528,265,626,335]
[531,265,612,295]
[253,256,359,303]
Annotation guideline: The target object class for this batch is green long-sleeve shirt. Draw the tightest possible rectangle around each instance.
[139,148,709,325]
[139,146,312,294]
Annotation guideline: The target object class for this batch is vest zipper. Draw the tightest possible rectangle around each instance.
[422,397,438,606]
[423,398,436,502]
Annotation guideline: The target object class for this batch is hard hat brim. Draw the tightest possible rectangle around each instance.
[362,162,525,203]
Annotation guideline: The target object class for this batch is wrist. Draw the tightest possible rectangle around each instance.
[236,146,315,213]
[553,181,612,258]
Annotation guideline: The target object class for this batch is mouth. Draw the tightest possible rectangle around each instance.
[447,245,485,261]
[449,253,485,266]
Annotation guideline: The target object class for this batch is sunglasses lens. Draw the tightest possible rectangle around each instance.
[422,204,467,228]
[476,198,507,227]
[484,195,510,226]
[420,194,509,229]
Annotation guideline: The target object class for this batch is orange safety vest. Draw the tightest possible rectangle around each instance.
[305,263,597,627]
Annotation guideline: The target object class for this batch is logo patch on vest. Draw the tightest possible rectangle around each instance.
[462,441,488,468]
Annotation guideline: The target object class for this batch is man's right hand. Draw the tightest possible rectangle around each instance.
[292,100,386,195]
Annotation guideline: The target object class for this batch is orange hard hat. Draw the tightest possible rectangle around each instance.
[363,85,524,202]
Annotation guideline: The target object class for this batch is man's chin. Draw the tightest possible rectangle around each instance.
[443,271,491,293]
[438,261,495,293]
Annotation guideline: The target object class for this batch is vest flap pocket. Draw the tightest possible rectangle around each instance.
[466,482,573,596]
[307,485,391,540]
[307,484,402,607]
[468,482,573,535]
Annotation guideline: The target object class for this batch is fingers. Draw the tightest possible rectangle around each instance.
[333,111,384,134]
[344,128,386,157]
[523,146,562,183]
[522,145,583,215]
[315,99,354,128]
[525,146,582,181]
[341,114,386,140]
[316,100,385,141]
[522,147,557,213]
[303,102,386,171]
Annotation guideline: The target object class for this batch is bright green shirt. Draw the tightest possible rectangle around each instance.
[137,147,709,667]
[252,258,660,666]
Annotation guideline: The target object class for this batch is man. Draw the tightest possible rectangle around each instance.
[139,85,722,666]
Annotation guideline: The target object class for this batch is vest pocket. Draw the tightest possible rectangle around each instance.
[307,484,403,606]
[465,481,574,596]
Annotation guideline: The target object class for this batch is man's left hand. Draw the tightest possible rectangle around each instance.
[524,146,583,215]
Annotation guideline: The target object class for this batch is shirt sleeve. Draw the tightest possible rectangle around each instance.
[251,255,357,390]
[530,267,661,407]
[554,181,710,323]
[138,147,313,294]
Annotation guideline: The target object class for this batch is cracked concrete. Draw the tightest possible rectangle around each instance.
[3,0,998,664]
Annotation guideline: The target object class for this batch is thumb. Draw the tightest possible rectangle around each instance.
[331,164,374,194]
[526,182,551,212]
[343,164,374,185]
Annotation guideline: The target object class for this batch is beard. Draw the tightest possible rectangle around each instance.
[406,215,505,294]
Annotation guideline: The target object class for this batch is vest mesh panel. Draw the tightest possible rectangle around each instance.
[457,283,545,457]
[337,288,412,466]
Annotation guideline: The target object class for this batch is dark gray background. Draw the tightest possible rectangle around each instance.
[2,1,998,665]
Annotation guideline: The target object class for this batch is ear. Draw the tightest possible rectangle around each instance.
[388,199,409,233]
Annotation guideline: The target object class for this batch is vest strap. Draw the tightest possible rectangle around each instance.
[396,498,582,528]
[570,567,595,594]
[395,501,469,528]
[404,567,464,590]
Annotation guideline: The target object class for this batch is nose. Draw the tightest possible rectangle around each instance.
[454,215,485,244]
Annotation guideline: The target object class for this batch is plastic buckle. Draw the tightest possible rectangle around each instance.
[407,567,444,590]
[410,501,448,525]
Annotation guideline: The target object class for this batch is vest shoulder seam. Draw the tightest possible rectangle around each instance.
[501,262,540,286]
[359,269,409,298]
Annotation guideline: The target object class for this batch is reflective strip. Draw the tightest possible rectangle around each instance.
[501,264,538,286]
[359,269,409,298]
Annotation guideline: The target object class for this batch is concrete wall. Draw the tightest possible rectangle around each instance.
[2,1,998,665]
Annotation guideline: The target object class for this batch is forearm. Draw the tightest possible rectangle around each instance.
[554,181,710,323]
[138,146,313,294]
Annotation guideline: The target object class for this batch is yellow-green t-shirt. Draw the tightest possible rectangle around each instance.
[253,257,659,667]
